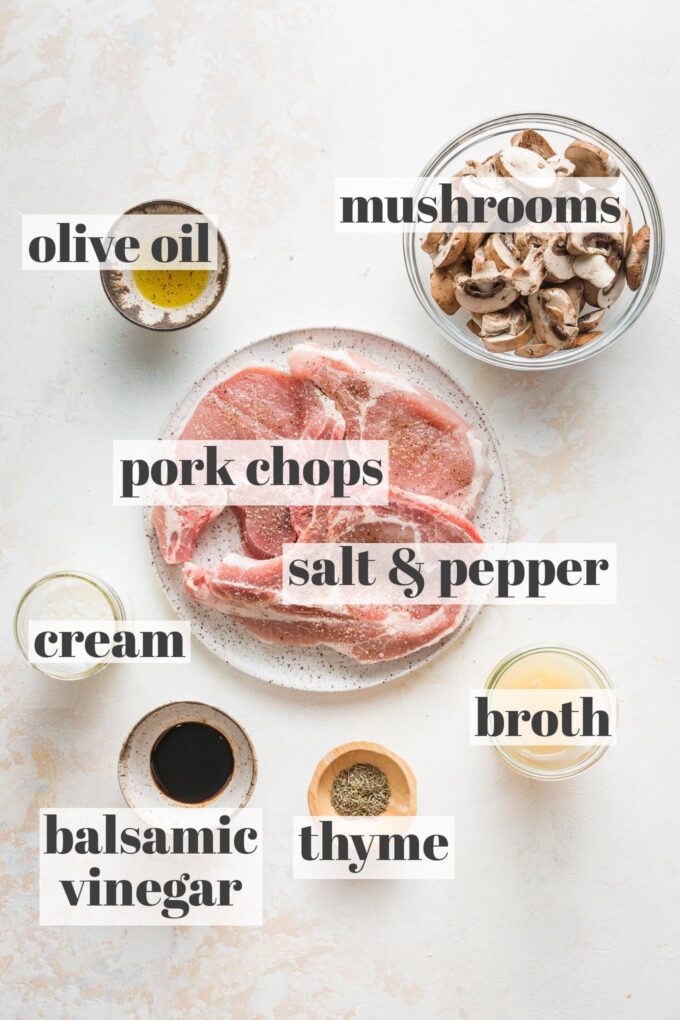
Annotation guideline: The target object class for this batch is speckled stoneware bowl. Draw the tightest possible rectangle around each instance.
[118,701,257,811]
[101,200,229,331]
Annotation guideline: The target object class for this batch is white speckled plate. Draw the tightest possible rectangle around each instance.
[146,327,511,692]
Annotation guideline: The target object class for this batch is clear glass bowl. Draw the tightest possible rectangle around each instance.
[14,570,127,680]
[484,644,616,781]
[403,113,664,370]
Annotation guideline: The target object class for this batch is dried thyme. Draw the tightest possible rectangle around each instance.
[330,762,391,816]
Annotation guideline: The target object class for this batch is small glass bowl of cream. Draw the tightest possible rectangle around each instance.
[484,644,615,781]
[14,571,127,680]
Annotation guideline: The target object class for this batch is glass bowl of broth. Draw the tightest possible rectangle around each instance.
[484,644,616,780]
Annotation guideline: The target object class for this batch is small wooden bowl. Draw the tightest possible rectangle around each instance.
[101,199,229,332]
[308,741,417,817]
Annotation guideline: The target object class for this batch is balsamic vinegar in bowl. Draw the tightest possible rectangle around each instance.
[150,721,234,804]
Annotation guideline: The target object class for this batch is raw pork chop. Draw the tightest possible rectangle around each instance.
[152,365,344,563]
[182,487,483,662]
[288,343,489,517]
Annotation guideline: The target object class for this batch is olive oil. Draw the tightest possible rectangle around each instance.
[133,268,209,308]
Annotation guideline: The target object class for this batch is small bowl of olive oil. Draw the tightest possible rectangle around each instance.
[101,199,229,331]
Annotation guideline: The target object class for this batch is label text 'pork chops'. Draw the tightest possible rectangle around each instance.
[113,440,389,505]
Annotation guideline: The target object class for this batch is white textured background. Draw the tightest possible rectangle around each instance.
[2,1,679,1017]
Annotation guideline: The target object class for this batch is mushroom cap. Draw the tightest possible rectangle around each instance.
[510,129,556,160]
[564,139,619,178]
[625,225,650,291]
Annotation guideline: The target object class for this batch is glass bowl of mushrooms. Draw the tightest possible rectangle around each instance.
[403,113,664,370]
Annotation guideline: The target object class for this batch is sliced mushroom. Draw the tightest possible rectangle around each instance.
[583,270,626,309]
[510,129,556,160]
[421,231,444,256]
[454,262,518,313]
[567,330,603,349]
[453,161,481,178]
[527,287,579,348]
[480,309,515,335]
[468,304,533,353]
[430,230,467,268]
[573,253,617,290]
[622,209,633,255]
[515,231,547,260]
[463,231,487,260]
[425,127,649,360]
[625,225,650,291]
[477,155,499,178]
[547,154,575,177]
[578,307,605,332]
[564,139,619,177]
[471,248,489,276]
[495,146,557,186]
[567,232,624,262]
[516,342,555,358]
[430,261,466,315]
[543,234,575,281]
[483,305,533,353]
[555,277,585,312]
[485,233,521,271]
[512,246,546,296]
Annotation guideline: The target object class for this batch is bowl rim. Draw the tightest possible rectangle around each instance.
[100,198,229,332]
[307,740,418,816]
[403,111,665,371]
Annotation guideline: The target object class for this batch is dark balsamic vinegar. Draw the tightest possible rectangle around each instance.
[150,722,234,804]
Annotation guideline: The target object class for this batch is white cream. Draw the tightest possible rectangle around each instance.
[16,573,120,680]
